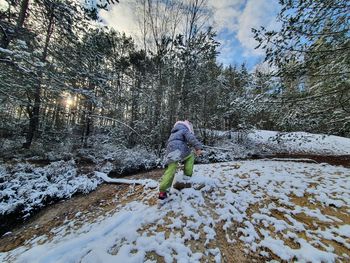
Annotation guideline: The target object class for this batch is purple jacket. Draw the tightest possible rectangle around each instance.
[164,123,203,164]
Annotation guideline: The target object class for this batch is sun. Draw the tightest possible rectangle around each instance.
[64,95,74,109]
[66,97,73,106]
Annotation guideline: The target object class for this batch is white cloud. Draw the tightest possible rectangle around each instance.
[99,0,245,38]
[208,0,244,32]
[99,0,141,37]
[237,0,280,57]
[99,0,280,66]
[207,0,280,65]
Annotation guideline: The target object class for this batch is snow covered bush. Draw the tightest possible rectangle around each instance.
[95,146,160,176]
[0,160,101,218]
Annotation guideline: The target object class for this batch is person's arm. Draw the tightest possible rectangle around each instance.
[184,130,203,156]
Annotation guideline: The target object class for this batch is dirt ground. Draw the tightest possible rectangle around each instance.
[261,154,350,167]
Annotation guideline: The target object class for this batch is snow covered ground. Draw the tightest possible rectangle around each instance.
[248,130,350,155]
[197,129,350,162]
[1,160,349,262]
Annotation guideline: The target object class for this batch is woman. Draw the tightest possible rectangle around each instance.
[159,120,203,199]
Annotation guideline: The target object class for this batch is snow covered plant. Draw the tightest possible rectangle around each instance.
[0,161,100,218]
[87,144,159,175]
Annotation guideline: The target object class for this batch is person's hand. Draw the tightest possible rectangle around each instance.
[195,149,202,156]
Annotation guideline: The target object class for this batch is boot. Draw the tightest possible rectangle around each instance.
[158,192,168,200]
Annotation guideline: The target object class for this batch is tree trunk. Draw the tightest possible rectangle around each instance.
[22,8,54,148]
[81,97,93,147]
[129,73,140,146]
[17,0,30,29]
[23,85,40,148]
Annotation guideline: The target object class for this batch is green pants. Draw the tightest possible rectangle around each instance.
[159,153,195,192]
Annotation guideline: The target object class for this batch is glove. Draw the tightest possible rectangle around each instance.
[195,149,203,156]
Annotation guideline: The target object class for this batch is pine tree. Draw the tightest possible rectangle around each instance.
[253,0,350,136]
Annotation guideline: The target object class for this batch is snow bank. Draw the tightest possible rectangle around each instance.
[197,129,350,162]
[0,161,101,217]
[2,160,349,262]
[249,130,350,155]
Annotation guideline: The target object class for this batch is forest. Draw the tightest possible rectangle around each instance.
[1,0,348,156]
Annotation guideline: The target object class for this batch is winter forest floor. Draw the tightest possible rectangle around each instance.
[1,157,349,263]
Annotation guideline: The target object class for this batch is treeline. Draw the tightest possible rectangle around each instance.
[0,0,349,154]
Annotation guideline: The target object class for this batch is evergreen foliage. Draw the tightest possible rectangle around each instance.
[253,0,350,136]
[0,0,349,155]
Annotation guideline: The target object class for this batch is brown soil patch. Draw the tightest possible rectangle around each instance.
[320,238,350,258]
[145,251,166,262]
[215,222,264,263]
[262,154,350,167]
[125,168,164,181]
[290,195,350,226]
[0,184,119,252]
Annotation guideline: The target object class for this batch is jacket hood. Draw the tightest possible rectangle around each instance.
[172,121,194,134]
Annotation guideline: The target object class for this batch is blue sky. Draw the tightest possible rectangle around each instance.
[216,29,259,69]
[99,0,281,70]
[211,0,280,69]
[0,0,280,70]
